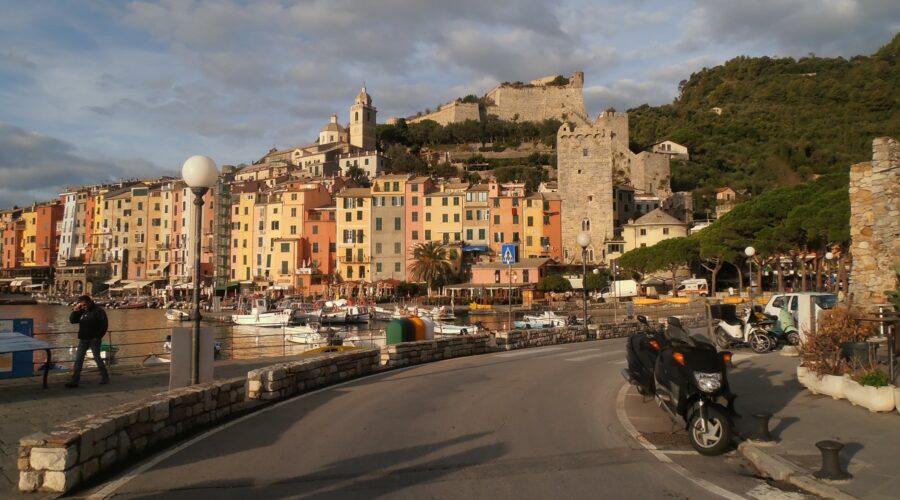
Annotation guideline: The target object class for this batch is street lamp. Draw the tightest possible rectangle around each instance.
[577,231,591,336]
[508,269,517,332]
[825,251,834,292]
[744,246,756,299]
[182,155,219,385]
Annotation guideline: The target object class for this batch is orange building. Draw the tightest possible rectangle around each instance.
[2,218,24,270]
[302,205,337,297]
[404,177,434,281]
[487,180,526,256]
[34,202,63,267]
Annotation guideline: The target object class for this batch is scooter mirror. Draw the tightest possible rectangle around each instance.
[637,315,648,325]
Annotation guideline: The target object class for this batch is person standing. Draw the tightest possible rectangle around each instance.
[66,295,110,388]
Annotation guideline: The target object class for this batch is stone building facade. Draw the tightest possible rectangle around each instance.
[407,101,480,126]
[848,137,899,306]
[557,112,672,264]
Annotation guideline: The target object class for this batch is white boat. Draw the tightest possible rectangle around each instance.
[286,332,328,346]
[521,311,572,328]
[434,322,479,335]
[232,299,292,327]
[165,309,190,321]
[373,306,395,320]
[315,300,370,324]
[346,305,371,323]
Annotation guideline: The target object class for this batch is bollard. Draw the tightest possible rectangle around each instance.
[814,440,852,481]
[752,413,775,442]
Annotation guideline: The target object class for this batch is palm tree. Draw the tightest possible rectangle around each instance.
[407,241,452,296]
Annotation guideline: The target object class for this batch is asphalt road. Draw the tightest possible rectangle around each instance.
[88,340,766,499]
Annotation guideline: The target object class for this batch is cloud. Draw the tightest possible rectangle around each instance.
[681,0,900,56]
[584,79,676,113]
[0,122,166,207]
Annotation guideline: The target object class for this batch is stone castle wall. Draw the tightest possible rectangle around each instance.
[849,137,900,306]
[484,72,586,123]
[408,101,481,126]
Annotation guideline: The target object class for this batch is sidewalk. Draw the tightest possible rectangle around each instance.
[730,351,900,499]
[0,355,303,495]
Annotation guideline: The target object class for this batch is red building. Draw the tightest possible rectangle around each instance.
[302,205,337,297]
[34,202,63,267]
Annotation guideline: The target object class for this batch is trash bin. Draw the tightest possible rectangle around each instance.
[840,341,875,367]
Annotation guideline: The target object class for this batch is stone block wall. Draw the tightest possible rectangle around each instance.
[18,378,248,493]
[849,137,900,306]
[379,334,494,368]
[408,101,480,126]
[247,349,380,401]
[495,326,589,350]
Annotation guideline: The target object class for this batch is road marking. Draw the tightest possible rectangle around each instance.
[615,383,746,500]
[657,449,700,455]
[564,351,620,362]
[494,346,565,357]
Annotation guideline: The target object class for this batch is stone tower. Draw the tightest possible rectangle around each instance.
[350,86,377,151]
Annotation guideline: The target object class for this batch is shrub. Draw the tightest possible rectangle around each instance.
[855,368,891,388]
[799,307,875,376]
[537,274,573,293]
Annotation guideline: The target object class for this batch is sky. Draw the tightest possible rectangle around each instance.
[0,0,898,207]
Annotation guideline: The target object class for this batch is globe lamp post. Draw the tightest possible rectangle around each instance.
[745,246,756,299]
[577,231,591,336]
[181,155,219,385]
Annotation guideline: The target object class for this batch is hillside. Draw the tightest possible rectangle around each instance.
[629,34,900,200]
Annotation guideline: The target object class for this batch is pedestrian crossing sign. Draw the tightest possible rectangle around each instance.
[501,244,517,265]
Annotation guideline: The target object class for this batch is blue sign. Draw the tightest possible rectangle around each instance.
[501,244,517,265]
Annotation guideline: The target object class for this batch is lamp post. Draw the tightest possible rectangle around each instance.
[182,155,219,385]
[507,267,517,332]
[577,232,591,336]
[825,251,834,292]
[745,246,756,301]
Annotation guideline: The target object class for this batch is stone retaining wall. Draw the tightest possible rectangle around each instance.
[246,349,381,401]
[379,334,494,368]
[495,327,588,350]
[18,378,247,493]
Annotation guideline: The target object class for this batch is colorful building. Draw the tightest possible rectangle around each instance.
[336,187,372,281]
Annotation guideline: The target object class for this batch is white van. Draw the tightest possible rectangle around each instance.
[670,278,709,296]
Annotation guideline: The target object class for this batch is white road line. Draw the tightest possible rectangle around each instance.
[494,346,565,357]
[564,351,620,362]
[615,384,746,500]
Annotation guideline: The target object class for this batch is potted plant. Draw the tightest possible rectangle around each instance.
[845,368,896,412]
[798,307,875,400]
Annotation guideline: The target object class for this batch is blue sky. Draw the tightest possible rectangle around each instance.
[1,0,898,206]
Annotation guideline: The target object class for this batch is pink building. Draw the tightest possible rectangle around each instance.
[404,176,434,280]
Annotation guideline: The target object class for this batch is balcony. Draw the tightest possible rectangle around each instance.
[338,256,369,264]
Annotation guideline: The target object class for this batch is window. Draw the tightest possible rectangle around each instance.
[395,262,401,273]
[312,242,319,253]
[466,210,473,221]
[345,212,352,222]
[425,198,432,207]
[376,263,382,273]
[426,213,431,222]
[281,243,290,252]
[640,243,647,248]
[640,229,647,236]
[358,266,365,278]
[394,217,401,230]
[412,197,418,206]
[394,242,401,254]
[347,267,353,278]
[411,212,418,222]
[312,225,318,235]
[412,230,419,240]
[290,225,297,235]
[375,242,382,254]
[442,197,448,206]
[527,216,533,227]
[453,214,460,223]
[442,214,448,223]
[582,148,588,156]
[581,219,591,231]
[412,184,419,192]
[329,242,335,252]
[512,232,519,242]
[494,215,500,224]
[494,232,503,243]
[494,270,501,283]
[512,215,519,224]
[356,210,363,220]
[291,208,297,217]
[543,215,550,225]
[393,182,399,192]
[281,261,289,274]
[526,236,533,246]
[479,229,486,239]
[466,229,473,240]
[453,197,459,206]
[424,230,431,240]
[271,221,279,230]
[663,227,669,235]
[375,218,383,231]
[523,270,530,282]
[493,198,500,208]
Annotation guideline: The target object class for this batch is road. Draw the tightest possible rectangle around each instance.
[88,340,783,499]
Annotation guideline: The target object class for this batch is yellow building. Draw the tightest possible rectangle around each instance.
[622,208,690,252]
[336,187,372,281]
[230,184,261,282]
[523,193,545,259]
[462,184,490,248]
[370,175,408,281]
[425,183,466,246]
[21,206,37,266]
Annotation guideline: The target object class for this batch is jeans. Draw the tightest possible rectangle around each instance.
[71,338,109,383]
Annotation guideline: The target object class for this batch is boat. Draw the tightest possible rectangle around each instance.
[519,311,576,329]
[285,331,328,346]
[232,298,292,327]
[433,322,479,335]
[118,300,149,309]
[373,306,395,320]
[346,305,371,323]
[314,299,370,324]
[165,309,190,321]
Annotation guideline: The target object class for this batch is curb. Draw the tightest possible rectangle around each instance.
[737,441,857,500]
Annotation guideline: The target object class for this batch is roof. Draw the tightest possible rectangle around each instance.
[336,187,372,198]
[614,184,635,191]
[408,176,432,184]
[466,184,489,192]
[714,187,735,194]
[473,258,554,270]
[629,208,687,226]
[376,174,412,181]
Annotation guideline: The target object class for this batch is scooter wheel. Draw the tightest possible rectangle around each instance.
[714,327,731,350]
[749,332,772,353]
[689,406,732,456]
[787,332,800,346]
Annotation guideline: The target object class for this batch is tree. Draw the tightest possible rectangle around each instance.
[536,274,573,292]
[695,225,739,293]
[618,246,656,278]
[345,164,366,184]
[407,242,453,296]
[650,238,699,295]
[584,271,609,292]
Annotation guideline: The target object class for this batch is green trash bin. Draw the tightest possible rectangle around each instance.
[386,319,415,345]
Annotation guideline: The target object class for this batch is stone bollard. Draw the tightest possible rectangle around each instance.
[814,440,852,481]
[752,413,775,443]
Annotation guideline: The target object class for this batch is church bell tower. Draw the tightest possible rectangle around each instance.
[349,86,377,151]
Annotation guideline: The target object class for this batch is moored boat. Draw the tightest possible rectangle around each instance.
[165,309,190,321]
[232,298,291,327]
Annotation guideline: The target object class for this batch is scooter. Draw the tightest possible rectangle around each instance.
[766,307,801,348]
[623,316,737,455]
[711,304,774,353]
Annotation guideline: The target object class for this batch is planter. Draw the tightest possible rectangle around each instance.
[797,366,811,387]
[844,378,896,412]
[804,373,847,400]
[897,387,900,415]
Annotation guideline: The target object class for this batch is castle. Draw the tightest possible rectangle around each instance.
[407,72,587,125]
[557,112,672,265]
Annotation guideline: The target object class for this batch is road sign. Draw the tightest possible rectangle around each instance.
[501,243,517,265]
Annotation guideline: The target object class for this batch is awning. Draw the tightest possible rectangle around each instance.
[0,278,14,284]
[148,261,170,276]
[104,278,120,286]
[215,281,241,292]
[23,283,45,290]
[445,282,529,290]
[463,245,489,252]
[123,280,154,290]
[271,284,291,290]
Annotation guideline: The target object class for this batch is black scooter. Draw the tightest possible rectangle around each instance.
[623,316,737,455]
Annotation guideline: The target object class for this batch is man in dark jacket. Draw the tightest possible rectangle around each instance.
[66,295,110,387]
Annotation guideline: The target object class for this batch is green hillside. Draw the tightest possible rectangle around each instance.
[628,34,900,200]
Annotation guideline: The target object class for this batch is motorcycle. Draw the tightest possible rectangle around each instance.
[766,307,802,348]
[710,304,774,353]
[623,315,737,455]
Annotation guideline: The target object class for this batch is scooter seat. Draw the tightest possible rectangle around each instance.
[722,318,742,327]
